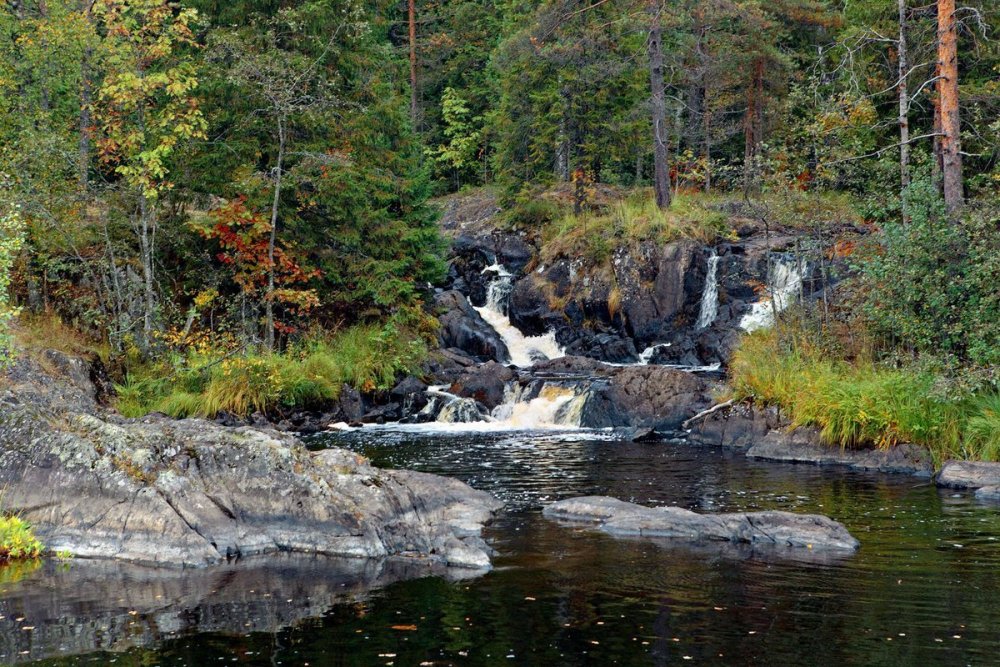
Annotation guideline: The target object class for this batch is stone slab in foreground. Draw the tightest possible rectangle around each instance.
[0,351,502,570]
[543,496,860,551]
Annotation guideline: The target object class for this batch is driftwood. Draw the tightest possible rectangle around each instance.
[682,399,734,429]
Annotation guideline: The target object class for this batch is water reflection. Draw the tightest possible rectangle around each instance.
[7,429,1000,665]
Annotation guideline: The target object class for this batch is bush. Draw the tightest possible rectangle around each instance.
[0,204,26,366]
[860,178,1000,367]
[0,516,44,562]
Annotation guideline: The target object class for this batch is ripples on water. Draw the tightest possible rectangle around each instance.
[5,428,1000,666]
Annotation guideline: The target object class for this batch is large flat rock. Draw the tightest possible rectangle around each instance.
[0,351,502,569]
[937,460,1000,489]
[544,496,860,552]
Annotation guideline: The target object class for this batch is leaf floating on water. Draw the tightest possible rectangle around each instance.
[391,625,418,631]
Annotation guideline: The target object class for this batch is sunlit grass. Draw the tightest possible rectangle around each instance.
[729,327,999,463]
[116,322,428,419]
[0,516,43,562]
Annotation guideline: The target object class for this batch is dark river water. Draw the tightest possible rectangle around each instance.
[4,428,1000,666]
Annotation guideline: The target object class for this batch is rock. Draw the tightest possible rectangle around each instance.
[936,460,1000,489]
[509,274,562,336]
[975,486,1000,502]
[746,431,935,477]
[0,352,503,570]
[437,398,490,424]
[334,384,365,423]
[435,290,510,363]
[544,496,860,551]
[686,403,779,450]
[564,333,639,364]
[589,364,711,430]
[450,361,516,409]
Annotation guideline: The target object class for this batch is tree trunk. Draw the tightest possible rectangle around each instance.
[265,116,286,351]
[139,192,155,353]
[647,0,671,210]
[743,57,765,190]
[897,0,910,195]
[936,0,963,216]
[78,0,95,192]
[408,0,418,128]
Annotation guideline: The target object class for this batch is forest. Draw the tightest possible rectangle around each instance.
[1,0,999,459]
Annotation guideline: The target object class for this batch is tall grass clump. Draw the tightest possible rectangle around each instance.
[0,516,43,562]
[116,319,429,419]
[729,327,997,463]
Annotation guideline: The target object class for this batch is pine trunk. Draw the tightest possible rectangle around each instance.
[647,0,671,210]
[936,0,963,216]
[897,0,910,193]
[409,0,418,128]
[265,117,286,351]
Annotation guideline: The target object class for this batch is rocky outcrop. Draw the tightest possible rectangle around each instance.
[544,496,860,551]
[0,351,502,569]
[529,356,712,430]
[434,290,510,363]
[936,460,1000,489]
[450,361,517,410]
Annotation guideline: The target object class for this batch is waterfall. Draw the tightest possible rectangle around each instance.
[739,254,805,332]
[474,264,565,367]
[428,381,587,430]
[696,251,720,330]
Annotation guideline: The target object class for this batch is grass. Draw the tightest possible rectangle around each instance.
[12,311,110,363]
[0,516,43,562]
[116,321,429,419]
[729,326,1000,464]
[538,191,731,266]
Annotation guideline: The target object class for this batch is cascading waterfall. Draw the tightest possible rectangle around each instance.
[474,264,565,367]
[695,251,720,330]
[739,254,805,332]
[428,381,588,430]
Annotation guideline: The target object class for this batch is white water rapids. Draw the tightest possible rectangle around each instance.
[739,255,806,332]
[474,264,565,368]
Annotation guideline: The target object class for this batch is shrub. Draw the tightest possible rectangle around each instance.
[860,178,1000,367]
[0,516,44,562]
[0,204,26,366]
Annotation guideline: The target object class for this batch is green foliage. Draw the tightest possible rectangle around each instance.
[860,178,1000,367]
[0,515,44,562]
[730,326,1000,464]
[116,315,429,419]
[427,87,483,185]
[93,0,208,200]
[0,204,26,366]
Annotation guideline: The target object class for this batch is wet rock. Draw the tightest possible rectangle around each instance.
[450,361,516,410]
[435,290,510,363]
[564,333,638,364]
[390,376,429,414]
[686,403,780,450]
[544,496,860,551]
[0,352,502,570]
[975,486,1000,502]
[437,397,490,423]
[936,461,1000,489]
[747,433,935,477]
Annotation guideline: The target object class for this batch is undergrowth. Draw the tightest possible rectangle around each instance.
[116,319,429,419]
[730,326,1000,464]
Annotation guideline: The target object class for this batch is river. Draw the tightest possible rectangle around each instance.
[3,427,1000,665]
